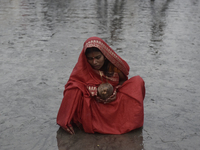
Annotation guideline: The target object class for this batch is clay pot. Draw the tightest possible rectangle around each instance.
[97,83,113,100]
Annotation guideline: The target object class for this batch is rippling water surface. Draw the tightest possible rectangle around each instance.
[0,0,200,149]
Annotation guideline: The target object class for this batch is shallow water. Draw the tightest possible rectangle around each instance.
[0,0,200,149]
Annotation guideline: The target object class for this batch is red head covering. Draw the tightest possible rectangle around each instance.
[84,37,129,75]
[68,37,130,87]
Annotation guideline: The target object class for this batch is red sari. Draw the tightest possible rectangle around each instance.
[57,37,145,134]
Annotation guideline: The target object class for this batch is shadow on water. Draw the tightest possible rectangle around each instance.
[56,127,144,150]
[149,0,174,55]
[96,0,126,49]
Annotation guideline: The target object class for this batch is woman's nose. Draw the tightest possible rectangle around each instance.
[93,58,97,64]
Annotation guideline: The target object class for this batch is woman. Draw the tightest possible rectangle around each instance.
[57,37,145,135]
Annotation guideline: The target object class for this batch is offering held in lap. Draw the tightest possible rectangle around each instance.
[97,83,114,100]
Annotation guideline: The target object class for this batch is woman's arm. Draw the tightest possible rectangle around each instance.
[118,71,127,85]
[110,64,127,85]
[57,88,82,135]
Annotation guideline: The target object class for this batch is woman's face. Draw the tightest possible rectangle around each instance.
[86,51,105,70]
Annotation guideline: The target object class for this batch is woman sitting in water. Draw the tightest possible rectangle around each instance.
[57,37,145,135]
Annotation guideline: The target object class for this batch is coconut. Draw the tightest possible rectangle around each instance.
[97,83,113,100]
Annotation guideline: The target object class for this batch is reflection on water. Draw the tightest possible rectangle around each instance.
[96,0,108,34]
[149,0,174,55]
[57,127,143,150]
[110,0,125,42]
[42,0,72,28]
[96,0,126,48]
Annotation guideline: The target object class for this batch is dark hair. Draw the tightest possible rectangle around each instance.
[85,47,100,55]
[85,47,113,77]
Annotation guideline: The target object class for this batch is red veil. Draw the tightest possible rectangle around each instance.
[57,37,145,134]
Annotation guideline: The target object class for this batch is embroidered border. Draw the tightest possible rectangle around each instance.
[84,40,129,75]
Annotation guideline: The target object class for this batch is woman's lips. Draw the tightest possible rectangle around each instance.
[93,65,100,69]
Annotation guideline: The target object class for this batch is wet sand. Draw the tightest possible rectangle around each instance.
[0,0,200,149]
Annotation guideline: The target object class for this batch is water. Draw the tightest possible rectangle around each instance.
[0,0,200,149]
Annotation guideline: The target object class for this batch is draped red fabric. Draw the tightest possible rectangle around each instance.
[57,37,145,134]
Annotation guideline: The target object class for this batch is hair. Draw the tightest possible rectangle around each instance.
[85,47,100,55]
[85,47,113,77]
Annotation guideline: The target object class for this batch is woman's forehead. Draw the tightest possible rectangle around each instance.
[86,51,102,57]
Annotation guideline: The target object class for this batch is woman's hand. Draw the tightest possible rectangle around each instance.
[104,89,117,104]
[96,89,117,104]
[64,126,75,135]
[95,96,105,103]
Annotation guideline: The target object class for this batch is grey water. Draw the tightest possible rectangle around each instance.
[0,0,200,149]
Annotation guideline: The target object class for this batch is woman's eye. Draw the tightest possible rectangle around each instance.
[87,57,93,60]
[96,56,101,59]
